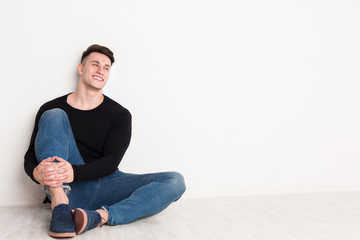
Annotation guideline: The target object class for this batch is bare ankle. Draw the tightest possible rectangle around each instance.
[96,209,109,225]
[49,187,69,209]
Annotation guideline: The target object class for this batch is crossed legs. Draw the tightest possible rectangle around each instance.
[34,108,186,236]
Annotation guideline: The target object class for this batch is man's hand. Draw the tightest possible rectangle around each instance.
[53,156,74,184]
[33,157,74,188]
[33,157,57,186]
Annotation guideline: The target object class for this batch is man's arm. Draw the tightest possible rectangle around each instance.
[24,106,44,184]
[24,104,72,187]
[72,109,132,181]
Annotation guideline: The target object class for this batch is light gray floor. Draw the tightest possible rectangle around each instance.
[1,192,360,240]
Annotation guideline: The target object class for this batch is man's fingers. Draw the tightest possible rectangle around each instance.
[40,157,56,163]
[43,168,67,179]
[42,165,59,173]
[44,172,56,180]
[57,174,68,181]
[56,162,66,168]
[40,159,55,166]
[44,163,65,171]
[54,156,66,162]
[40,161,52,166]
[44,172,69,181]
[42,161,66,172]
[40,157,60,167]
[40,157,66,165]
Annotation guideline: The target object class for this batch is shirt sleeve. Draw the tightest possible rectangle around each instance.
[72,109,132,181]
[24,106,46,184]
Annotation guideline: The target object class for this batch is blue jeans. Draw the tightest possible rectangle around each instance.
[34,108,186,225]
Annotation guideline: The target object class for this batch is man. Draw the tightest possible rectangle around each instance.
[24,44,186,238]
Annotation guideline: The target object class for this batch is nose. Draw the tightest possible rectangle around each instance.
[96,66,104,75]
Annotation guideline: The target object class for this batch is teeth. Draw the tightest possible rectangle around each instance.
[93,76,103,81]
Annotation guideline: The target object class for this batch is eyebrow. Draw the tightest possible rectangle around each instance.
[91,60,111,68]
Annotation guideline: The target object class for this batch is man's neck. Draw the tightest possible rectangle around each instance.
[67,88,104,111]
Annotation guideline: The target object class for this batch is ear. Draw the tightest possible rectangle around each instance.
[77,63,84,75]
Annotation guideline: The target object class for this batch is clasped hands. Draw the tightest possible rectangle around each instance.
[33,156,74,188]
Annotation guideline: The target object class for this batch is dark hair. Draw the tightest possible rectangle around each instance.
[81,44,115,65]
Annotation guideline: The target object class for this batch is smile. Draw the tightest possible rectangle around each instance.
[92,75,104,82]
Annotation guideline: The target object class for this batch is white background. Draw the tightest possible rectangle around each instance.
[1,0,360,206]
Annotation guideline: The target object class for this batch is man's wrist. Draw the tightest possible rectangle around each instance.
[33,167,41,184]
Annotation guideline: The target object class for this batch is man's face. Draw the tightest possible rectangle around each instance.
[78,52,112,90]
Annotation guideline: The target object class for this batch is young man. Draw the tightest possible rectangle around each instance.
[24,44,186,238]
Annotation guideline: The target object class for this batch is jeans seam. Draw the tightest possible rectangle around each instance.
[87,178,102,209]
[106,177,160,184]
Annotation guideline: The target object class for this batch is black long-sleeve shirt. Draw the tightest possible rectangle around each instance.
[24,94,132,183]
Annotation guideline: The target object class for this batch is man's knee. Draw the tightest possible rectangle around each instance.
[38,108,71,135]
[40,108,67,121]
[39,109,70,129]
[168,171,186,198]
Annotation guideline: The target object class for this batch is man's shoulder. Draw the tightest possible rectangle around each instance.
[103,95,131,115]
[39,94,68,111]
[102,95,132,124]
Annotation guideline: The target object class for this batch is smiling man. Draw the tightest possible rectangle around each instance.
[24,44,186,238]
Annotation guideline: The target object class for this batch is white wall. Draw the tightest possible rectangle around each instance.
[1,0,360,206]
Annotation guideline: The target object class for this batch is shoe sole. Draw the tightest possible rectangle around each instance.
[48,231,76,238]
[73,208,87,235]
